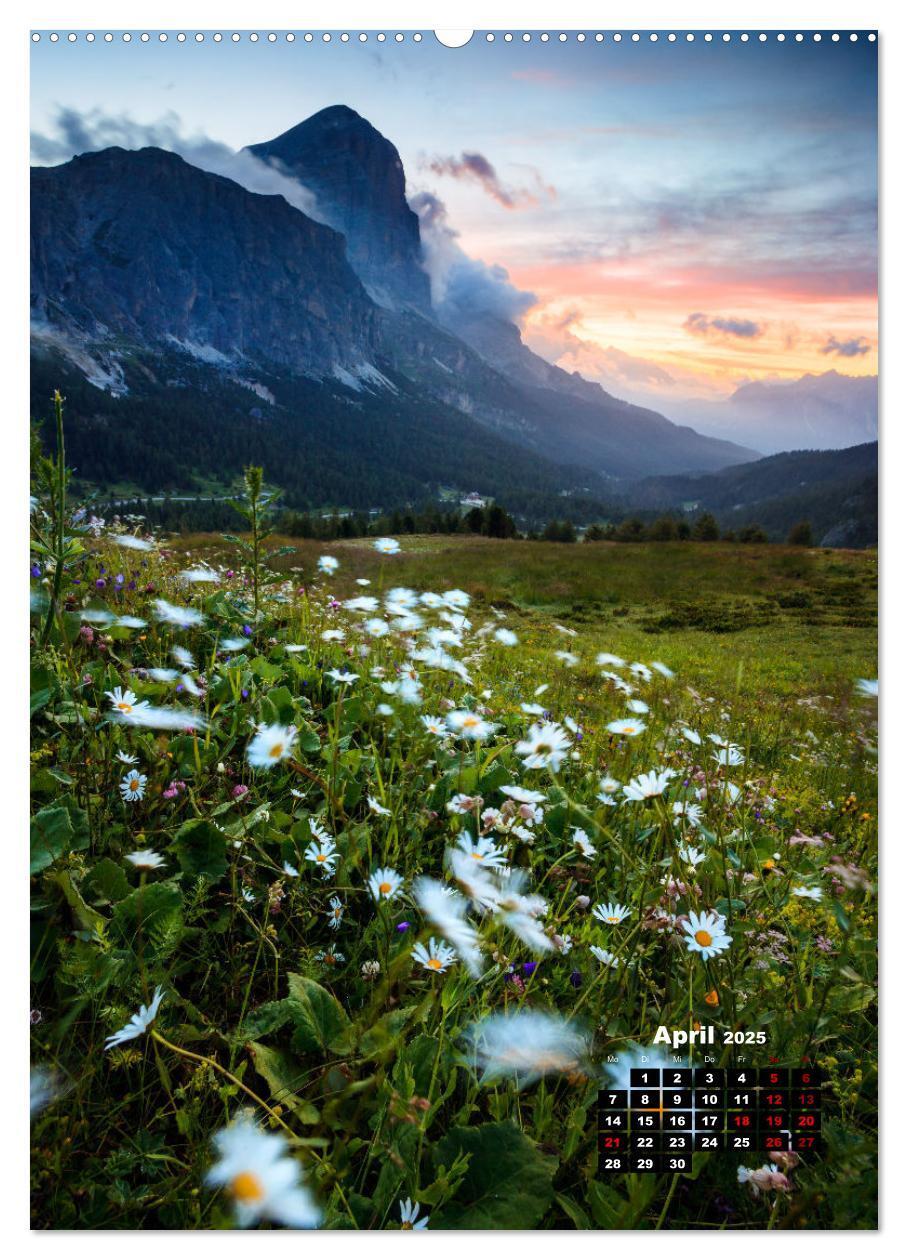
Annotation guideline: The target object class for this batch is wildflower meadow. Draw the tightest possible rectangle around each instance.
[30,400,878,1229]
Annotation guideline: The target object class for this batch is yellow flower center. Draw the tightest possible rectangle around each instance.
[130,778,140,791]
[379,881,392,895]
[117,701,132,712]
[607,915,619,923]
[695,929,713,947]
[427,958,442,970]
[316,854,326,862]
[463,717,478,728]
[401,1221,413,1231]
[231,1171,265,1205]
[269,743,285,759]
[471,852,483,860]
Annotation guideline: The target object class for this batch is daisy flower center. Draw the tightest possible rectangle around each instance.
[130,778,140,791]
[427,958,442,970]
[316,854,326,862]
[379,881,392,895]
[269,743,285,759]
[695,929,713,947]
[231,1170,265,1205]
[117,701,132,712]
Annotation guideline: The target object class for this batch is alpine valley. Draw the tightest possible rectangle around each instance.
[30,104,874,537]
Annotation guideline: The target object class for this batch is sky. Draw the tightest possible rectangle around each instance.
[30,31,878,407]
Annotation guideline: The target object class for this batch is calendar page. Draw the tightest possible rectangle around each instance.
[29,25,878,1232]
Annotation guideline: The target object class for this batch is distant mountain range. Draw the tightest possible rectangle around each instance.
[661,371,877,455]
[30,104,758,510]
[627,441,878,547]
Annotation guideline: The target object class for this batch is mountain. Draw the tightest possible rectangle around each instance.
[31,146,380,374]
[248,106,432,314]
[627,442,878,546]
[30,115,759,510]
[667,371,877,454]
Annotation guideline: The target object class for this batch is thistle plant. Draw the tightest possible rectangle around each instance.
[30,391,85,647]
[224,465,293,621]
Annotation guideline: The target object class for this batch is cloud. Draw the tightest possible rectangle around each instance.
[422,150,555,209]
[820,335,872,358]
[684,312,764,340]
[411,190,537,325]
[30,107,323,221]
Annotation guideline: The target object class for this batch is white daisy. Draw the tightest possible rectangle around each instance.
[115,750,139,765]
[597,652,626,668]
[515,721,571,773]
[152,598,205,628]
[367,796,391,816]
[792,885,822,901]
[593,902,631,925]
[467,1010,588,1088]
[205,1116,321,1228]
[326,896,345,930]
[317,555,339,574]
[622,768,675,802]
[326,668,359,685]
[855,678,878,698]
[453,830,508,869]
[304,836,339,875]
[501,785,546,804]
[247,724,297,769]
[681,726,702,745]
[678,844,707,867]
[651,661,675,678]
[607,717,646,738]
[373,537,401,555]
[683,910,732,960]
[106,686,148,718]
[412,938,457,973]
[590,946,620,967]
[572,828,597,858]
[413,877,484,977]
[447,710,496,741]
[119,772,147,802]
[368,867,403,902]
[553,650,579,667]
[125,850,165,870]
[399,1198,430,1230]
[105,986,165,1050]
[494,628,518,646]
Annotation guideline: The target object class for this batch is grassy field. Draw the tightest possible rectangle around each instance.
[177,535,877,698]
[30,523,877,1230]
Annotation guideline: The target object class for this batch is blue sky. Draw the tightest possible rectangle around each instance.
[30,32,878,401]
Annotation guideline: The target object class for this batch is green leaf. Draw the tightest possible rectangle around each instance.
[169,819,227,881]
[432,1121,556,1229]
[30,798,90,874]
[112,882,183,946]
[83,858,130,904]
[45,869,106,934]
[247,1042,320,1124]
[358,1006,416,1058]
[286,973,353,1056]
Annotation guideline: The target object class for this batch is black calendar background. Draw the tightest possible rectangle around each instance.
[599,1064,824,1176]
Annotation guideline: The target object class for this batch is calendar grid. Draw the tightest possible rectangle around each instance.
[598,1066,824,1174]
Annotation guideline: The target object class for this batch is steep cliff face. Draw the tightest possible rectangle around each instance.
[248,105,432,313]
[31,146,379,373]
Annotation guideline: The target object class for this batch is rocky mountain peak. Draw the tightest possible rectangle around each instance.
[248,106,431,312]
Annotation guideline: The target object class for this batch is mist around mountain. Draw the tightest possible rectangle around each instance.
[652,371,877,455]
[30,104,766,515]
